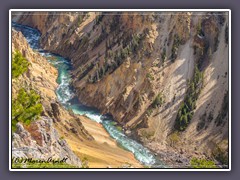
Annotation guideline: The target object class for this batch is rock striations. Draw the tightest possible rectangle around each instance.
[13,11,229,167]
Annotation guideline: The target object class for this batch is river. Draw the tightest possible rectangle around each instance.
[12,22,165,168]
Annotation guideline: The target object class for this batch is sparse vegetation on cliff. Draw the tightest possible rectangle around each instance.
[146,73,154,81]
[171,34,182,62]
[175,66,204,131]
[146,108,153,116]
[190,158,217,168]
[12,88,43,132]
[12,51,29,78]
[168,131,180,147]
[145,93,165,117]
[152,93,165,108]
[89,32,146,83]
[77,15,85,26]
[197,21,204,37]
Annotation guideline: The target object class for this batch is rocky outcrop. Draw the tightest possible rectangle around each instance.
[14,11,229,166]
[12,117,82,167]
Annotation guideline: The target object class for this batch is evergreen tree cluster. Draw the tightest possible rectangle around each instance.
[174,66,204,131]
[88,33,145,83]
[145,93,165,117]
[12,51,29,78]
[12,88,43,132]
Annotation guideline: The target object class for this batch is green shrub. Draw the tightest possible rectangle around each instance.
[116,126,123,132]
[171,34,181,62]
[12,51,29,78]
[146,73,154,81]
[77,15,84,26]
[60,136,65,140]
[196,21,204,37]
[110,121,117,126]
[168,131,180,147]
[190,158,217,168]
[152,93,164,108]
[12,88,43,132]
[141,130,154,139]
[81,157,89,168]
[146,109,153,116]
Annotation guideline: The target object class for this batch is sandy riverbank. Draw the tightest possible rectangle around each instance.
[56,115,142,168]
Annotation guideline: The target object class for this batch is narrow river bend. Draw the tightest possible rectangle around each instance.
[12,22,165,168]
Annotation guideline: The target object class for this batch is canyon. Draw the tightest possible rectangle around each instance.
[11,11,229,168]
[11,25,142,168]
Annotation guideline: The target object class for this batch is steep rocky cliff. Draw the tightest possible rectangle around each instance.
[12,117,82,167]
[11,29,83,167]
[13,11,229,167]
